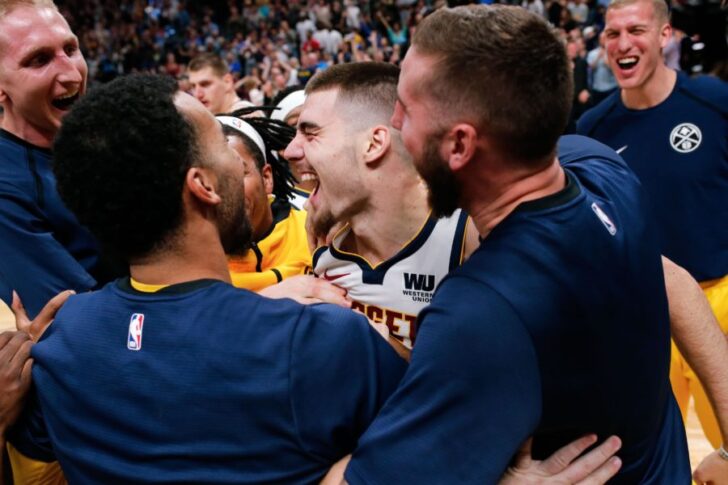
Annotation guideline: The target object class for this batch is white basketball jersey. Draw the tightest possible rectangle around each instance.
[288,189,310,211]
[313,210,469,348]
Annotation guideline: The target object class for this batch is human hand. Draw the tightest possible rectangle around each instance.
[320,454,350,485]
[258,275,351,307]
[693,449,728,485]
[0,331,33,435]
[13,290,74,342]
[500,435,622,484]
[304,199,345,252]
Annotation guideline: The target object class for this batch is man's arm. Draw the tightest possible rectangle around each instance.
[321,436,622,485]
[0,192,95,319]
[0,332,33,485]
[662,257,728,483]
[0,291,73,485]
[499,435,621,484]
[258,274,350,307]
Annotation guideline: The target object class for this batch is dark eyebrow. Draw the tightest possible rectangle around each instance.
[298,121,321,133]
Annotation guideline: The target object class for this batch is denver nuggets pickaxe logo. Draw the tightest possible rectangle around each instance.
[669,123,702,154]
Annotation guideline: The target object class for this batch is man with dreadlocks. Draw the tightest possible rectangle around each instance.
[270,86,312,210]
[217,112,313,291]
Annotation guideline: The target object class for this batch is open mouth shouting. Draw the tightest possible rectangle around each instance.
[308,170,321,203]
[293,163,319,193]
[299,171,319,184]
[52,90,81,111]
[616,56,639,72]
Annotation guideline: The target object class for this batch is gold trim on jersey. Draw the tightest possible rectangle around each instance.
[331,210,434,270]
[458,216,472,265]
[129,278,169,293]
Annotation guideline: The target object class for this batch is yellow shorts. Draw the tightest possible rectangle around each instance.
[670,273,728,448]
[7,442,65,485]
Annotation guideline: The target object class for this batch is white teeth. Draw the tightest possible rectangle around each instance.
[54,90,79,100]
[301,173,319,182]
[617,57,638,65]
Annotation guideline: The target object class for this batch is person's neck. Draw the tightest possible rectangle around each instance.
[466,158,566,238]
[621,66,676,109]
[222,92,243,113]
[1,116,54,148]
[129,221,232,286]
[343,176,430,266]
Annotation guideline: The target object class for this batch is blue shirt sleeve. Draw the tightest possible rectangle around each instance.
[346,277,542,484]
[289,304,407,463]
[0,186,96,319]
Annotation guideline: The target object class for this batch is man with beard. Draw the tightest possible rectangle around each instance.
[0,0,113,320]
[340,5,690,483]
[6,75,406,483]
[284,62,479,350]
[216,114,313,292]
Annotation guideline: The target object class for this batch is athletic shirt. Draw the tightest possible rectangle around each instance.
[228,201,311,291]
[0,129,100,318]
[312,210,469,348]
[577,73,728,282]
[289,187,311,211]
[346,135,689,484]
[9,278,406,483]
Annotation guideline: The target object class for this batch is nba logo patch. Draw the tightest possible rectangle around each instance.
[127,313,144,351]
[591,202,617,236]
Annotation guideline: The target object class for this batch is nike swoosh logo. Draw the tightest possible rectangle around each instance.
[321,269,350,282]
[616,145,628,154]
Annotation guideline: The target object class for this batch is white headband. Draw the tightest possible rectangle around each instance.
[271,90,306,122]
[216,116,267,162]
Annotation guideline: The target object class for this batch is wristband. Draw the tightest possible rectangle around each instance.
[719,445,728,461]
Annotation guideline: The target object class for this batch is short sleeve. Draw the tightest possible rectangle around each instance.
[0,187,96,318]
[289,304,407,462]
[346,278,542,484]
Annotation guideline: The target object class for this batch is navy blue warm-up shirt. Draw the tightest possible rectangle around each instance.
[578,73,728,282]
[10,279,406,483]
[0,129,100,318]
[346,135,689,484]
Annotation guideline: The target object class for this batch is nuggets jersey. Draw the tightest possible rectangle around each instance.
[289,188,310,210]
[228,201,311,291]
[312,210,469,348]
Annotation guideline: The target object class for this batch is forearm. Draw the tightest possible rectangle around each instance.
[663,257,728,443]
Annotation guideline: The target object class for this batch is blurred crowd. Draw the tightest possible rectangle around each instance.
[14,0,728,110]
